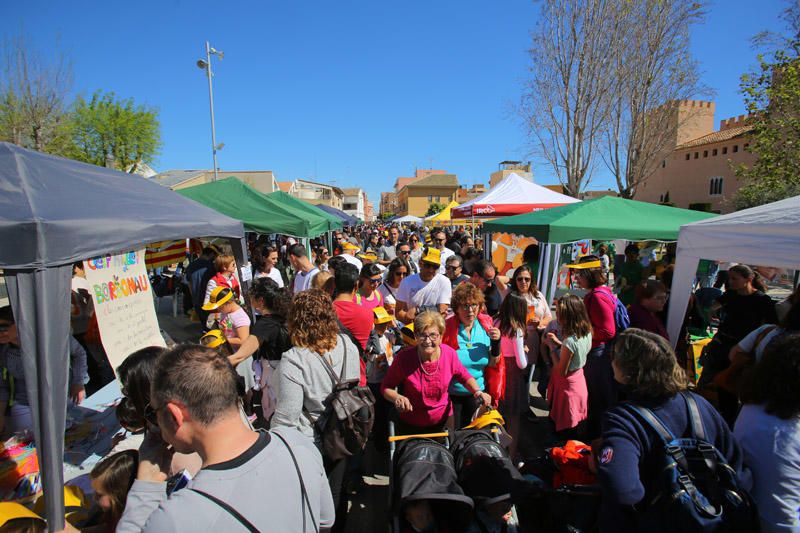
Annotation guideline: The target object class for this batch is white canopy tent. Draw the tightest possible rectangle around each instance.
[393,215,424,224]
[667,195,800,346]
[451,173,579,219]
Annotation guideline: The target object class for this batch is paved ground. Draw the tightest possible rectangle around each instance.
[154,294,556,532]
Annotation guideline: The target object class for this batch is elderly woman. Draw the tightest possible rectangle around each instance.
[598,329,743,531]
[272,289,360,526]
[441,283,501,428]
[381,311,491,435]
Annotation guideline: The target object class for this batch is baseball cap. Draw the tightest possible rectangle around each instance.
[373,306,393,325]
[202,286,234,311]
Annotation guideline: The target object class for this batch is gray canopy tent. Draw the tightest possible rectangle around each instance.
[0,142,245,531]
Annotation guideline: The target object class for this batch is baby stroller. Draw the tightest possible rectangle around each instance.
[389,429,474,532]
[388,409,527,532]
[516,440,602,533]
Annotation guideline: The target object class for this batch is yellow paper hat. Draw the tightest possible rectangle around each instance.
[373,306,393,325]
[202,286,234,310]
[420,247,441,265]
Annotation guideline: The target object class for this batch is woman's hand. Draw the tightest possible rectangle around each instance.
[475,391,492,407]
[488,327,501,341]
[546,332,561,346]
[394,395,413,413]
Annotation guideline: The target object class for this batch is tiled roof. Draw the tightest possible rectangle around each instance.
[677,125,753,149]
[278,181,293,192]
[394,177,419,190]
[405,173,458,188]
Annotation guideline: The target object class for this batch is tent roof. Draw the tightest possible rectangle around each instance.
[425,200,460,223]
[0,142,244,269]
[177,177,331,237]
[452,173,578,219]
[265,191,343,232]
[675,194,800,268]
[393,215,424,223]
[483,196,717,243]
[315,204,359,226]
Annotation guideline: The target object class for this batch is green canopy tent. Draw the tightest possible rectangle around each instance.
[265,191,343,233]
[483,196,717,303]
[177,177,332,237]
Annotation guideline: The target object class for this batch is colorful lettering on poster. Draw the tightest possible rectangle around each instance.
[85,251,139,272]
[92,274,150,304]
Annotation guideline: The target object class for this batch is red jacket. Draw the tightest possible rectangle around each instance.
[442,313,495,351]
[210,272,241,300]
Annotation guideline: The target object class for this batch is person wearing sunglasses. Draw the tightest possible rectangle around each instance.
[407,233,423,266]
[354,263,385,313]
[395,247,452,325]
[430,230,454,275]
[377,226,401,266]
[395,242,419,275]
[468,259,505,318]
[445,255,469,289]
[378,258,410,316]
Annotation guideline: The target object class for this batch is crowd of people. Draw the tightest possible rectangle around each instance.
[2,223,799,532]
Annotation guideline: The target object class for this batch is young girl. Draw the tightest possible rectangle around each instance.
[546,294,592,439]
[495,292,530,462]
[89,450,138,531]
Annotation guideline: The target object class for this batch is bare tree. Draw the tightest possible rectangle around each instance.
[521,0,621,197]
[0,34,73,153]
[603,1,709,198]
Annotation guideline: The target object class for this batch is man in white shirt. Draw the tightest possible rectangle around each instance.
[431,229,454,275]
[395,247,452,324]
[341,242,363,271]
[288,244,319,293]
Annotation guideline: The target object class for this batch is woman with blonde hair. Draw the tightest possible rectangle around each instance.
[382,311,491,435]
[272,289,360,528]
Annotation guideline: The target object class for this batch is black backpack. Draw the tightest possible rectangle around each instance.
[623,392,758,533]
[313,335,375,461]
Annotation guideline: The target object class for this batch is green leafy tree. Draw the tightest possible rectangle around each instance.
[70,91,161,171]
[378,212,395,221]
[734,5,800,209]
[425,202,447,217]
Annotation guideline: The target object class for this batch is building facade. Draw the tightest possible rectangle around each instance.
[396,173,459,217]
[290,179,344,210]
[456,184,487,203]
[150,170,279,193]
[342,187,366,221]
[489,161,532,188]
[636,101,754,213]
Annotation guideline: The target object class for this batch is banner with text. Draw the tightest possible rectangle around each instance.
[84,249,165,373]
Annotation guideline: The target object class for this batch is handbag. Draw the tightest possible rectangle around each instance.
[483,351,506,407]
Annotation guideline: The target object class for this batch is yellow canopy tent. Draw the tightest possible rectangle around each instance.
[424,200,461,227]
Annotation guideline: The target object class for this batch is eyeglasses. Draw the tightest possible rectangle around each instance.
[143,402,163,427]
[482,276,496,284]
[421,262,439,270]
[410,238,419,242]
[445,265,461,270]
[395,270,409,277]
[399,249,411,255]
[368,277,382,285]
[516,277,532,283]
[417,332,441,341]
[434,238,446,243]
[461,303,480,310]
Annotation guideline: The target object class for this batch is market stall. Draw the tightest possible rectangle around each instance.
[666,194,800,347]
[0,142,245,531]
[424,200,460,227]
[483,196,717,303]
[265,191,344,233]
[315,203,360,226]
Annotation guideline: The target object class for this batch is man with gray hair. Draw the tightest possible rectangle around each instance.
[445,254,469,288]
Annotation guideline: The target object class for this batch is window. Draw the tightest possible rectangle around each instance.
[662,160,666,168]
[712,148,718,156]
[435,196,441,203]
[694,152,699,159]
[722,146,728,155]
[709,177,723,196]
[685,153,690,161]
[733,145,739,153]
[427,195,433,202]
[703,150,708,158]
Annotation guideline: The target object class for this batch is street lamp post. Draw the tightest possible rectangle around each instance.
[196,42,224,181]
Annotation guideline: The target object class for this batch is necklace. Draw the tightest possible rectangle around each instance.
[418,351,440,375]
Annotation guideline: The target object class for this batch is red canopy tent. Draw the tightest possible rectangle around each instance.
[451,173,579,219]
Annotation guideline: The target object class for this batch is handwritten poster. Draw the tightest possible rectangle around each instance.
[491,233,539,276]
[83,249,166,373]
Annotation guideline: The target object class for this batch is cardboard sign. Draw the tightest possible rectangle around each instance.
[83,249,166,373]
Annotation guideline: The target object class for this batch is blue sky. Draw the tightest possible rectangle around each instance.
[2,0,789,207]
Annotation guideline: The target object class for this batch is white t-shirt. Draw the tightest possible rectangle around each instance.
[396,273,452,311]
[737,324,783,361]
[342,253,363,272]
[377,283,398,307]
[255,267,284,288]
[292,267,319,293]
[437,247,455,275]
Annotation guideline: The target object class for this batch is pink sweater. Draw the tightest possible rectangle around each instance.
[381,344,473,428]
[584,286,616,348]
